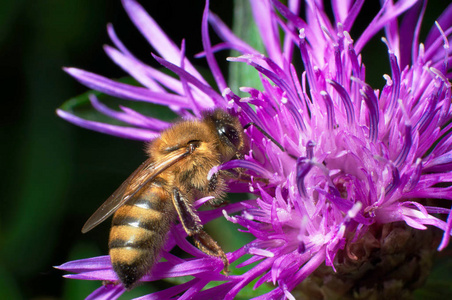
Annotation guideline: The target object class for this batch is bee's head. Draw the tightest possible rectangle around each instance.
[148,109,246,165]
[203,109,246,161]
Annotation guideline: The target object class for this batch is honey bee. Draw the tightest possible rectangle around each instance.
[81,109,246,289]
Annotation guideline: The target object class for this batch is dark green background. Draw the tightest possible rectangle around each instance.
[0,1,234,299]
[1,1,451,299]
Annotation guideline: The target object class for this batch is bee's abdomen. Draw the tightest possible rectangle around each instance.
[109,186,174,289]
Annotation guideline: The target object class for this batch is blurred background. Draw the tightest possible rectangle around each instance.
[1,1,450,299]
[0,1,233,299]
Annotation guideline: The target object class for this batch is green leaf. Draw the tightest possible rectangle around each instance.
[236,278,274,299]
[229,0,265,94]
[58,77,176,125]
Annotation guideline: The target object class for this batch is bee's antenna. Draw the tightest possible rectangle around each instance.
[243,122,285,152]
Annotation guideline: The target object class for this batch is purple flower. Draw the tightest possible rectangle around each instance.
[56,0,452,299]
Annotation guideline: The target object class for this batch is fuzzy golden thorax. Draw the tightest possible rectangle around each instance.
[146,109,246,198]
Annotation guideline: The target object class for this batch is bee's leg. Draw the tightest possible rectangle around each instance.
[171,188,229,273]
[192,230,229,274]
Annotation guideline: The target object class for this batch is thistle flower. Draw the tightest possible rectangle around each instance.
[56,0,452,299]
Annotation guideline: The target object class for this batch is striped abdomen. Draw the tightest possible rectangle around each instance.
[109,182,175,289]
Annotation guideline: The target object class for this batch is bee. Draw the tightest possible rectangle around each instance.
[81,109,246,289]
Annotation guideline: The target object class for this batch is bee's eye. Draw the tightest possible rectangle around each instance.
[218,124,240,148]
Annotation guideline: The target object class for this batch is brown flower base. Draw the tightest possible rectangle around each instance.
[294,222,441,300]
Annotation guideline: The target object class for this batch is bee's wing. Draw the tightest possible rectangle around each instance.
[81,147,191,233]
